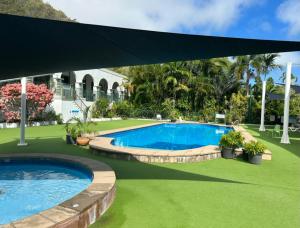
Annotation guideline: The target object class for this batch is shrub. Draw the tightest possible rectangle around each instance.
[114,101,134,118]
[244,141,266,155]
[92,98,109,118]
[0,83,53,122]
[161,98,175,119]
[169,109,180,121]
[65,117,96,139]
[227,92,247,123]
[219,131,244,149]
[203,97,217,122]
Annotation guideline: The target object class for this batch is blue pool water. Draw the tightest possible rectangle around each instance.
[0,158,92,224]
[103,123,232,150]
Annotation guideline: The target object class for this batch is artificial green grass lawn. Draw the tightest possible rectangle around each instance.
[0,120,299,228]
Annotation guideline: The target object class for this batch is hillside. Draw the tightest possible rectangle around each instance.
[0,0,71,21]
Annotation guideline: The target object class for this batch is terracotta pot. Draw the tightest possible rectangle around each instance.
[76,137,90,146]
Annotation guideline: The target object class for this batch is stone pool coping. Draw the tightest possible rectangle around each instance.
[0,153,116,228]
[89,122,272,163]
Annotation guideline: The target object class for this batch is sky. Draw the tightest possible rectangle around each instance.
[45,0,300,84]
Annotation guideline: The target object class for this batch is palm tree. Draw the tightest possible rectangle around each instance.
[233,55,257,96]
[258,53,280,131]
[280,72,298,85]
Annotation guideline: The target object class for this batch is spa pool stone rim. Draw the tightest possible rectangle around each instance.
[90,122,272,163]
[0,153,116,228]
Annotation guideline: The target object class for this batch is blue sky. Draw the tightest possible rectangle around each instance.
[46,0,300,84]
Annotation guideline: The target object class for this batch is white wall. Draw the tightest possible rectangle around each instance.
[51,100,94,122]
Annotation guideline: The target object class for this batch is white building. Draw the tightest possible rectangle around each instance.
[0,68,127,123]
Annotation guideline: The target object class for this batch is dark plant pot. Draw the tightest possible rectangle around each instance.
[66,134,75,145]
[248,154,262,165]
[221,147,235,159]
[170,119,177,123]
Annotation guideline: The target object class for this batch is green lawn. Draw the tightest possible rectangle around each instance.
[0,121,299,228]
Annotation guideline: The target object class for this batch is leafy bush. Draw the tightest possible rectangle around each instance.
[169,109,180,121]
[92,98,109,118]
[0,83,53,122]
[203,97,217,122]
[65,118,95,139]
[114,101,134,118]
[161,98,175,119]
[219,131,244,149]
[227,92,247,123]
[290,94,300,116]
[244,141,266,155]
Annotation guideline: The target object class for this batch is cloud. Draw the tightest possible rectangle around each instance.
[276,52,300,66]
[45,0,258,33]
[277,0,300,36]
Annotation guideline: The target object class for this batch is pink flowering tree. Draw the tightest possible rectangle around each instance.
[0,83,53,123]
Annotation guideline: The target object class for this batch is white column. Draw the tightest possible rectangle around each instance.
[75,82,82,98]
[259,80,267,131]
[93,86,99,100]
[18,77,28,146]
[281,62,292,144]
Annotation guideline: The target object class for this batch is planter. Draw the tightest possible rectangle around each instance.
[248,154,262,165]
[76,137,90,146]
[66,134,75,145]
[170,119,177,123]
[221,147,235,159]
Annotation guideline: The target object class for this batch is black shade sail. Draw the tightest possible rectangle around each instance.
[1,13,300,80]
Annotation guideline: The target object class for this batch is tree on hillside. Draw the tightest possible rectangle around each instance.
[0,0,72,21]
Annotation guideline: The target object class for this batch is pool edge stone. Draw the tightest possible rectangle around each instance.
[0,153,116,228]
[90,122,272,163]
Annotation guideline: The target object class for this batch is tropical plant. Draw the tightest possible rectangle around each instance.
[161,98,175,119]
[92,98,109,118]
[227,92,248,123]
[233,55,257,96]
[114,100,134,118]
[219,131,244,149]
[290,94,300,116]
[260,54,281,80]
[244,141,266,156]
[65,117,95,139]
[203,97,217,122]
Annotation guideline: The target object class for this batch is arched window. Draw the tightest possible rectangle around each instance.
[82,74,94,101]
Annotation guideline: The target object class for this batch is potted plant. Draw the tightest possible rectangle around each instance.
[219,131,244,159]
[65,118,95,146]
[76,121,96,146]
[244,141,266,165]
[65,118,77,145]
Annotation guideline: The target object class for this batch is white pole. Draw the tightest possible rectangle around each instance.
[18,77,28,146]
[281,62,292,144]
[259,80,267,131]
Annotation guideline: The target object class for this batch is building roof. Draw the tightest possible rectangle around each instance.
[1,13,300,80]
[268,84,300,100]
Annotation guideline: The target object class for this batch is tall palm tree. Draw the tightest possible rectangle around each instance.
[233,55,257,96]
[258,53,280,131]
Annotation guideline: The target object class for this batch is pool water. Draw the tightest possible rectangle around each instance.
[103,123,232,150]
[0,158,92,224]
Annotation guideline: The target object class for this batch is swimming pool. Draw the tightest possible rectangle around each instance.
[0,158,92,224]
[103,123,232,150]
